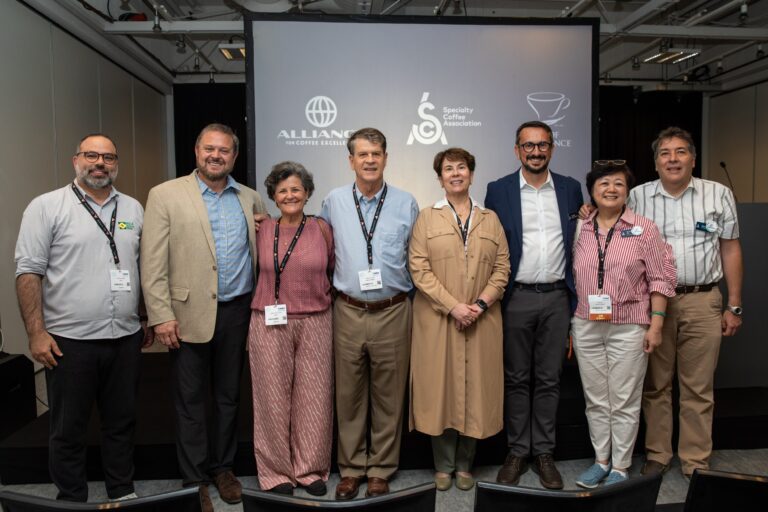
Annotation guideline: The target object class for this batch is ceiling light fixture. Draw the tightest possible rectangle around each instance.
[643,48,701,64]
[632,57,641,70]
[152,8,161,32]
[193,52,200,71]
[218,43,246,61]
[758,44,765,59]
[716,60,724,74]
[209,71,215,84]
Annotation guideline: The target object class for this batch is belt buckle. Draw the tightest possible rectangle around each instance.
[534,283,543,293]
[692,285,700,293]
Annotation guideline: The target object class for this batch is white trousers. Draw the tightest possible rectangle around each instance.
[571,317,648,469]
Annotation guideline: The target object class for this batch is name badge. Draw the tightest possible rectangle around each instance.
[358,269,383,291]
[264,304,288,326]
[695,221,718,233]
[588,294,612,321]
[110,269,131,291]
[621,225,644,237]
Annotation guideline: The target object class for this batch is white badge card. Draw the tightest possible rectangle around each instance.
[358,268,383,291]
[265,304,288,326]
[588,294,613,321]
[110,269,131,291]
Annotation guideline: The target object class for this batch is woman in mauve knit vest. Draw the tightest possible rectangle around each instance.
[247,161,334,496]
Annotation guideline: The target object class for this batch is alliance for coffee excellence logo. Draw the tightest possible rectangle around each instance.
[277,95,352,147]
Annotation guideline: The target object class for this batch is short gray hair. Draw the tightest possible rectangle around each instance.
[264,161,315,201]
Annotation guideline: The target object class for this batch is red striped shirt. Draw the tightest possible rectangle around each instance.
[573,207,677,325]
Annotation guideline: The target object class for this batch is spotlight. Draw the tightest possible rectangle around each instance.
[208,71,215,84]
[758,44,765,59]
[739,3,748,25]
[632,57,640,70]
[193,52,200,71]
[152,8,161,32]
[716,60,724,74]
[175,35,186,53]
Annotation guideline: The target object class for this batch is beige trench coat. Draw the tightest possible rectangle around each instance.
[408,202,510,439]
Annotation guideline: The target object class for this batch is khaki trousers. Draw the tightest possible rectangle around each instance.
[334,298,411,480]
[642,288,722,474]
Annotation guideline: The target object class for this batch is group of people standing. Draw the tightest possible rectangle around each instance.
[14,120,742,510]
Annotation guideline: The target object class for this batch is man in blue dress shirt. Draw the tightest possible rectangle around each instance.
[320,128,419,500]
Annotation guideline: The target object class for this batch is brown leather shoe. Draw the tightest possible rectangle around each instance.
[532,454,563,489]
[335,476,361,500]
[198,485,214,512]
[365,477,389,497]
[641,459,670,476]
[214,470,242,504]
[496,453,529,485]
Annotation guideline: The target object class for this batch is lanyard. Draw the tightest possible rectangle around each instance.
[352,183,387,269]
[71,184,120,266]
[592,209,624,291]
[273,214,307,303]
[447,199,472,245]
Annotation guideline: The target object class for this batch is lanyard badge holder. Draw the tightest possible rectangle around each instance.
[588,215,621,322]
[265,214,306,326]
[354,184,386,292]
[72,184,129,292]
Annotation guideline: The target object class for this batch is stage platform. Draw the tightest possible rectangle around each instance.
[2,353,767,484]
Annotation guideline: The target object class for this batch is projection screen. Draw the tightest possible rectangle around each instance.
[246,14,597,216]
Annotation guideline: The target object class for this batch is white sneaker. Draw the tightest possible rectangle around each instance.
[111,492,138,501]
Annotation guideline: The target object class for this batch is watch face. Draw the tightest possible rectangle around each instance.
[729,306,743,315]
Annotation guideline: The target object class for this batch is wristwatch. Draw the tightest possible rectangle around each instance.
[726,305,743,316]
[475,299,489,312]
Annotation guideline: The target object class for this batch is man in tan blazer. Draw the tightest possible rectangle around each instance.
[141,123,267,512]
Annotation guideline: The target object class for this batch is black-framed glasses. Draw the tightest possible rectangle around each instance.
[593,159,627,167]
[76,151,118,164]
[518,141,553,153]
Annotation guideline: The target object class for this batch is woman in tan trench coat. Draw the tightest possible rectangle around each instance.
[409,147,510,492]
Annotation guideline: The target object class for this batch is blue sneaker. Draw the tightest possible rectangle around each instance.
[575,463,611,489]
[603,470,629,486]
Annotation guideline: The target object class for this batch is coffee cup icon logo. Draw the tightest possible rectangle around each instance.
[526,92,570,125]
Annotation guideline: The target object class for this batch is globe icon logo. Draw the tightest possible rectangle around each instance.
[305,96,338,128]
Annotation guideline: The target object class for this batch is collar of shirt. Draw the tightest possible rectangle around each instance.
[652,176,697,199]
[195,171,240,195]
[584,206,637,232]
[71,180,118,206]
[354,182,386,204]
[519,169,554,190]
[432,196,485,210]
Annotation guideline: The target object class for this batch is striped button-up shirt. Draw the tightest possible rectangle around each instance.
[628,177,739,286]
[573,207,676,325]
[196,172,253,301]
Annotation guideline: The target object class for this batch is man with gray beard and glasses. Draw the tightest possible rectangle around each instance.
[15,133,153,502]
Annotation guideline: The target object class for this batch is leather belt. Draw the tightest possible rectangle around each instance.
[513,280,568,293]
[675,282,717,294]
[336,291,408,312]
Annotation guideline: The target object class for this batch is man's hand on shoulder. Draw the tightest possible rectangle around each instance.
[29,331,62,370]
[154,320,181,349]
[578,203,595,219]
[253,212,270,232]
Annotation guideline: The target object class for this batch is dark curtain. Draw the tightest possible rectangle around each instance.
[173,83,248,185]
[597,86,703,186]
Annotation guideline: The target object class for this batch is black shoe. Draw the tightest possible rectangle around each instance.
[304,479,327,496]
[532,454,563,489]
[497,453,529,485]
[270,483,294,495]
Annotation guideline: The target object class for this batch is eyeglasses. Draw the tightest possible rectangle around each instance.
[518,141,552,153]
[593,159,627,166]
[76,151,118,164]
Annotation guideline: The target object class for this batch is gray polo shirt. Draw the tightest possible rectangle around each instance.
[15,182,143,339]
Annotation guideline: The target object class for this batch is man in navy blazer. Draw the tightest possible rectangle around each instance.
[485,120,583,490]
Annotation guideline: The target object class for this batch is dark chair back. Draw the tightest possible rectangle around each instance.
[474,473,662,512]
[242,483,435,512]
[0,488,202,511]
[683,468,768,512]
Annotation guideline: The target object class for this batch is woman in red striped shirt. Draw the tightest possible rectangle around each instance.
[572,160,676,488]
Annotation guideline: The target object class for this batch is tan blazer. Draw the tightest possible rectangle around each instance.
[140,172,267,342]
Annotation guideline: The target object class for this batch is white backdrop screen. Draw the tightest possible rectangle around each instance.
[247,16,596,216]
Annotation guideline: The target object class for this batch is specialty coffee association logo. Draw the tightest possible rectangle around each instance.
[407,92,482,146]
[278,95,352,147]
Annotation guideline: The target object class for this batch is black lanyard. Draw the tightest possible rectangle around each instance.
[592,208,624,291]
[352,183,387,268]
[447,199,472,245]
[71,183,119,266]
[273,214,307,303]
